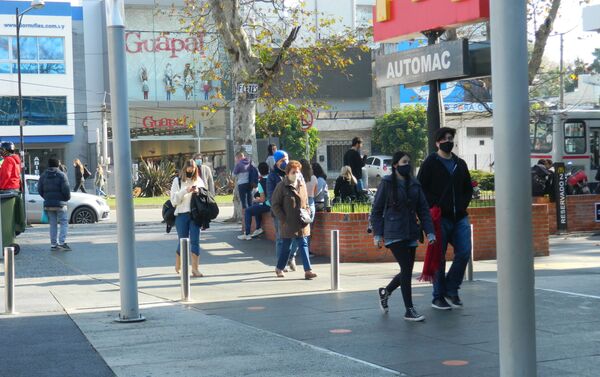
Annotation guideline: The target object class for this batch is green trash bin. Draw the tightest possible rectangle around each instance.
[1,190,25,255]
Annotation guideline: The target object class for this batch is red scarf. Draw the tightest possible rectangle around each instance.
[419,205,443,282]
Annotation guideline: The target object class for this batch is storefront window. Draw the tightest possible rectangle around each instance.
[0,96,67,125]
[0,36,65,74]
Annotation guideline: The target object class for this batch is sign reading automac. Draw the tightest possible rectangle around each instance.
[375,39,469,88]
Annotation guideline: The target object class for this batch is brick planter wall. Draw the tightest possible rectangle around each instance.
[533,194,600,234]
[244,205,550,263]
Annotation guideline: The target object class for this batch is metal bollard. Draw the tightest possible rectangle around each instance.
[331,230,340,291]
[466,224,474,281]
[180,238,191,302]
[4,247,15,314]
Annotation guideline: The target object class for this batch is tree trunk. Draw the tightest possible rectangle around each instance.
[233,94,258,161]
[528,0,561,85]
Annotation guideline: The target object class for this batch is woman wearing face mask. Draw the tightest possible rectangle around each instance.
[193,153,215,196]
[370,151,435,321]
[170,159,205,277]
[270,160,317,280]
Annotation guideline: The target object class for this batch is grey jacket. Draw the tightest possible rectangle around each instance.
[370,175,434,243]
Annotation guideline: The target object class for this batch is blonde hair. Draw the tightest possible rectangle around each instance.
[73,159,83,174]
[340,165,357,185]
[180,159,199,183]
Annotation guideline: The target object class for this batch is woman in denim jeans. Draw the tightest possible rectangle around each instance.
[371,151,435,322]
[170,159,205,277]
[270,160,317,280]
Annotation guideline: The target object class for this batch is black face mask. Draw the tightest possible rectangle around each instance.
[397,164,411,177]
[186,172,193,178]
[439,142,454,154]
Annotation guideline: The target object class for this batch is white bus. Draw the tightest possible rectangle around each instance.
[530,110,600,181]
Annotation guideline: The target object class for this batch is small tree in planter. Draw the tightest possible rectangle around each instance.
[137,158,176,197]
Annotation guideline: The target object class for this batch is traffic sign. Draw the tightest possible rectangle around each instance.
[300,108,314,132]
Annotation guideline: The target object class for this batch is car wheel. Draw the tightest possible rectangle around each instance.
[9,244,20,256]
[71,206,97,224]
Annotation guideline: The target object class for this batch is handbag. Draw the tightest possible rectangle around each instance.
[41,209,49,224]
[299,208,312,225]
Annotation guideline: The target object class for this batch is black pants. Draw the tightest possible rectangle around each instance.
[74,180,86,193]
[386,243,416,309]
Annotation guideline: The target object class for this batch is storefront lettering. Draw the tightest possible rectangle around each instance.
[142,115,189,128]
[126,32,205,58]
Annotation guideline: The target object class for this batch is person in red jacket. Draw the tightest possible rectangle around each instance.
[0,141,21,191]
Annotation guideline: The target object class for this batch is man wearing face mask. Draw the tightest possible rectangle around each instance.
[267,150,293,267]
[417,127,473,311]
[193,153,215,196]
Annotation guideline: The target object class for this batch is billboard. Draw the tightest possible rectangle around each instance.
[124,8,229,102]
[373,0,490,43]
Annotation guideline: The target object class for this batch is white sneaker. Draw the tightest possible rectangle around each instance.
[237,234,252,240]
[251,228,264,237]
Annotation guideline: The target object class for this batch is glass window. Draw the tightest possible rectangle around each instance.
[13,37,38,60]
[0,37,8,60]
[38,37,64,60]
[27,179,38,195]
[374,158,381,166]
[39,63,65,74]
[365,157,374,165]
[564,120,586,154]
[13,63,38,74]
[383,159,392,166]
[0,96,67,126]
[530,116,553,153]
[0,63,10,74]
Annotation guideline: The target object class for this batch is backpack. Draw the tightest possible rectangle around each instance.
[83,167,91,180]
[248,164,259,188]
[190,187,220,228]
[531,166,549,197]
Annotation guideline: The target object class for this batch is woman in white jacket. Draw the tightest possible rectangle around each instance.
[170,159,205,277]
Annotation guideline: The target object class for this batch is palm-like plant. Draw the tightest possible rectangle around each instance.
[137,158,176,197]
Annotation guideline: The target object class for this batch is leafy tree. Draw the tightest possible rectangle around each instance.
[256,105,319,161]
[372,105,428,164]
[565,58,589,92]
[589,48,600,74]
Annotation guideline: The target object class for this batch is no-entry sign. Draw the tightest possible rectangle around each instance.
[300,109,314,132]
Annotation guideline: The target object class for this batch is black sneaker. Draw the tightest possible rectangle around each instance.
[50,245,59,251]
[404,307,425,322]
[445,295,463,308]
[378,287,389,314]
[57,243,71,251]
[431,297,452,310]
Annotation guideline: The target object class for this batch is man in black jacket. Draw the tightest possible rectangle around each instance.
[38,158,71,251]
[417,127,473,310]
[343,137,368,191]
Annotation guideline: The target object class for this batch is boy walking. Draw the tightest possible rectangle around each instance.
[38,158,72,251]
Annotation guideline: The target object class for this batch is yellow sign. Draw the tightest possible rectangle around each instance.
[376,0,391,22]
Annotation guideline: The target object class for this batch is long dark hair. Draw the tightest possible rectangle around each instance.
[299,158,313,181]
[267,144,277,156]
[312,162,327,180]
[391,151,410,207]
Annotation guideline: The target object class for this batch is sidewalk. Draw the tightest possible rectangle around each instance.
[1,217,599,376]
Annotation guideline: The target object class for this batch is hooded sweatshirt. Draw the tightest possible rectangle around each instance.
[233,157,251,184]
[38,167,71,208]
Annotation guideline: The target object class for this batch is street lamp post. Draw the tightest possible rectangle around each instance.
[15,0,45,223]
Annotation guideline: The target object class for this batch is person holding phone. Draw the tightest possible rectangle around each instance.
[170,159,205,277]
[370,151,435,321]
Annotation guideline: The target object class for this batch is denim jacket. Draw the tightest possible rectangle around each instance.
[370,175,434,243]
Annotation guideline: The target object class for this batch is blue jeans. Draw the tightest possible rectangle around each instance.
[175,213,201,256]
[244,204,271,235]
[47,207,68,246]
[238,183,253,209]
[433,216,472,299]
[356,179,364,192]
[96,187,106,196]
[277,237,312,271]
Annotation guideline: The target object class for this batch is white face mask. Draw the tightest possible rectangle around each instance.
[288,173,298,183]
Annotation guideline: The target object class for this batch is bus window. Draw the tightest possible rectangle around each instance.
[530,116,552,153]
[564,120,586,154]
[591,128,600,170]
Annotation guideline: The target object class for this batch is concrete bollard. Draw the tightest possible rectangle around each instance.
[180,238,191,302]
[331,230,340,291]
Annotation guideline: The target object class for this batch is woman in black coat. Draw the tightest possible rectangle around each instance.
[370,151,435,322]
[333,165,358,202]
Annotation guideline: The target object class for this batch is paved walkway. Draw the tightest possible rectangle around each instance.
[1,211,599,376]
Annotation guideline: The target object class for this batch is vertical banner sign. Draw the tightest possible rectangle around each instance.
[554,162,568,232]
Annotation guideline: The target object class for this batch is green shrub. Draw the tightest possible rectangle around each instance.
[470,170,495,191]
[137,158,176,197]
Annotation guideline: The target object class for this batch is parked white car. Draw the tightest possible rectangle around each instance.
[24,174,111,224]
[365,155,393,178]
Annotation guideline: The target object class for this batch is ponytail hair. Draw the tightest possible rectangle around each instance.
[390,151,410,207]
